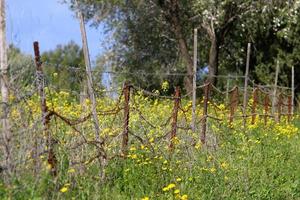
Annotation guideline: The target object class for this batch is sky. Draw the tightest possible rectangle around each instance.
[6,0,104,62]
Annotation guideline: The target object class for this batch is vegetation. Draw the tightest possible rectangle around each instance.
[1,85,300,199]
[2,1,300,200]
[69,0,300,94]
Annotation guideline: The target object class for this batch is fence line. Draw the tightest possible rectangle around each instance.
[0,55,297,181]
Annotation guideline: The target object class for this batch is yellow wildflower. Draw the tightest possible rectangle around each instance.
[68,168,75,173]
[174,189,180,194]
[46,163,52,170]
[149,137,154,143]
[181,194,188,200]
[130,146,137,151]
[162,183,176,191]
[210,167,216,173]
[220,162,228,169]
[131,154,137,159]
[141,197,149,200]
[60,186,68,193]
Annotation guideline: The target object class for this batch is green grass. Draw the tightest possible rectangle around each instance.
[1,119,300,200]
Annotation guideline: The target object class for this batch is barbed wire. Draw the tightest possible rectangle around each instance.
[1,60,297,175]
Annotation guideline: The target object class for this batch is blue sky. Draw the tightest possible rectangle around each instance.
[6,0,104,62]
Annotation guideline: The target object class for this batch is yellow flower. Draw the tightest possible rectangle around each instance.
[46,163,52,170]
[60,186,68,193]
[130,146,137,151]
[224,176,229,181]
[161,81,169,91]
[207,156,213,162]
[220,162,228,169]
[195,143,201,150]
[181,194,188,200]
[210,167,216,173]
[68,168,75,173]
[162,183,176,192]
[149,137,154,143]
[176,178,182,182]
[141,197,149,200]
[130,154,137,159]
[174,189,180,194]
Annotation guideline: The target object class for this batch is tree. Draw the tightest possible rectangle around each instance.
[67,0,300,94]
[0,0,12,179]
[41,41,86,92]
[68,0,194,92]
[8,45,35,90]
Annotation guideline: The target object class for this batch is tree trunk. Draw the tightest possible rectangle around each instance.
[0,0,12,180]
[177,34,193,95]
[171,14,193,95]
[208,37,219,85]
[159,0,193,95]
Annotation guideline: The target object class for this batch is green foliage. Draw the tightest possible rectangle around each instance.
[2,89,300,199]
[41,41,86,92]
[8,45,35,89]
[65,0,300,92]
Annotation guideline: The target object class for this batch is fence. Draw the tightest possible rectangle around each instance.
[0,42,296,181]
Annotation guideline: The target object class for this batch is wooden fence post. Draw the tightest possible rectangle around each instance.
[264,93,269,125]
[272,60,280,116]
[122,82,130,155]
[292,66,295,115]
[277,93,282,123]
[192,28,198,131]
[201,82,210,144]
[243,43,251,127]
[226,74,230,102]
[33,42,57,176]
[170,87,180,150]
[78,10,101,142]
[229,86,239,125]
[251,88,258,125]
[288,96,292,122]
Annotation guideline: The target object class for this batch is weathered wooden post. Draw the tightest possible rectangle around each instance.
[272,60,280,117]
[192,28,198,131]
[122,82,130,155]
[33,42,57,176]
[226,74,230,102]
[229,86,239,125]
[201,82,210,144]
[264,93,269,125]
[170,87,180,150]
[78,10,101,141]
[288,96,292,122]
[251,88,258,125]
[292,66,295,115]
[243,43,251,127]
[277,93,282,123]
